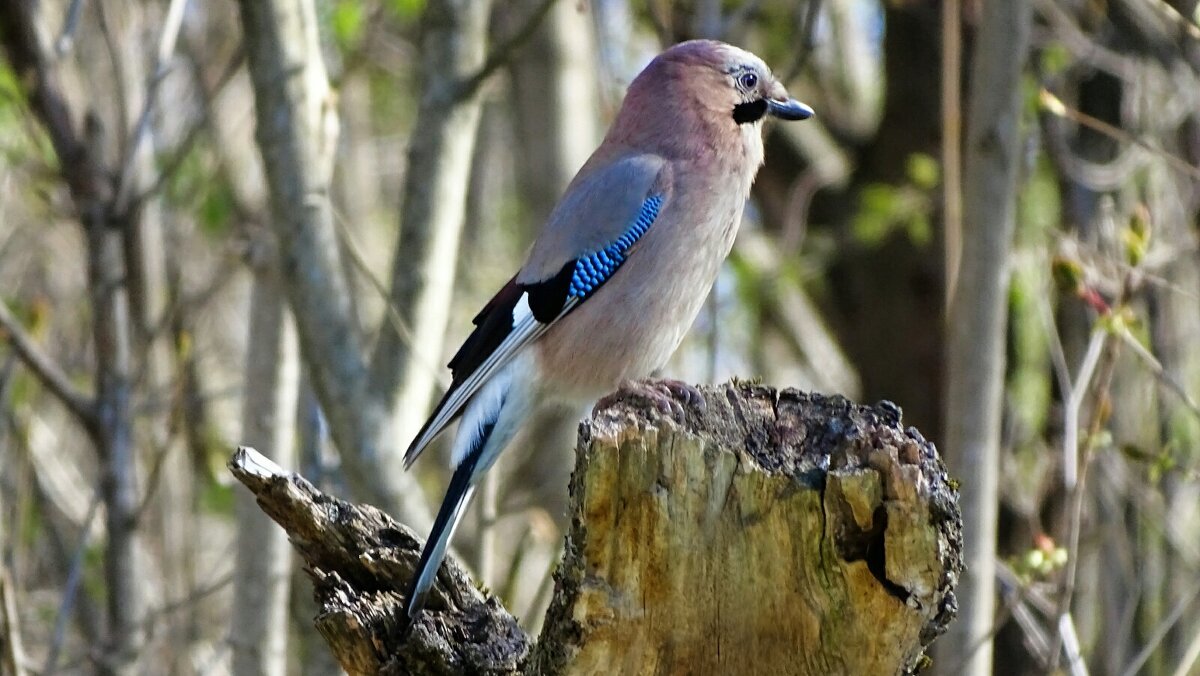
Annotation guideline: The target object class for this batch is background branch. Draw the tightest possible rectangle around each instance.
[0,301,95,428]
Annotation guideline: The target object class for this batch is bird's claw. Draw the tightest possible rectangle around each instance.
[593,379,705,423]
[658,379,707,413]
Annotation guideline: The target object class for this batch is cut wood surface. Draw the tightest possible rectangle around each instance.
[229,381,963,675]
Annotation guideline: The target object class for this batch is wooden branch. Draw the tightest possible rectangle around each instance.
[453,0,559,103]
[228,448,530,674]
[231,382,962,675]
[0,300,96,428]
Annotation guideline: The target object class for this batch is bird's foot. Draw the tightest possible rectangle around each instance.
[657,378,707,413]
[593,378,706,422]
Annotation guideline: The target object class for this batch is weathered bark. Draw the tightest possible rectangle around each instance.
[938,1,1032,674]
[231,382,962,675]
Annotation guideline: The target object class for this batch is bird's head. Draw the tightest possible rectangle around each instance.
[609,40,812,162]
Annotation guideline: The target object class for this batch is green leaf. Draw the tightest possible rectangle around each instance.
[332,0,365,47]
[199,481,236,516]
[905,152,940,190]
[387,0,424,20]
[199,182,234,237]
[852,183,900,246]
[1040,44,1071,77]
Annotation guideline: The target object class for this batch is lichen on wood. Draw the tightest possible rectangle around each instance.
[229,381,962,676]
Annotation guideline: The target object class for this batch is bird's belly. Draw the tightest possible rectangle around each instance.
[535,240,725,402]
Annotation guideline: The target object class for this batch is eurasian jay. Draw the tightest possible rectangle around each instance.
[403,39,812,620]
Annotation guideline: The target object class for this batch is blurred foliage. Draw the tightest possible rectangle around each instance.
[851,152,939,248]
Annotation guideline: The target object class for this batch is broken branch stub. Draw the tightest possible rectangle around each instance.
[229,381,962,675]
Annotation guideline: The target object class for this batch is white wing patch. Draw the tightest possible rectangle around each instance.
[513,292,533,324]
[450,361,511,468]
[403,293,578,468]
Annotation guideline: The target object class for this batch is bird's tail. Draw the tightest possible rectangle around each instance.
[403,444,483,621]
[403,355,536,621]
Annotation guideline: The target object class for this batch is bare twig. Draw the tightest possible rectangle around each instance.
[134,434,180,520]
[942,0,963,309]
[0,565,28,676]
[1062,327,1107,490]
[1117,326,1200,422]
[112,0,191,215]
[1057,613,1089,676]
[0,300,96,428]
[1040,89,1200,182]
[145,571,234,628]
[453,0,559,103]
[42,492,102,676]
[55,0,87,57]
[1034,0,1139,81]
[329,209,449,389]
[1121,579,1200,676]
[1143,0,1200,42]
[92,0,131,151]
[781,0,824,84]
[0,0,98,203]
[1037,286,1073,402]
[130,44,246,209]
[1051,312,1124,670]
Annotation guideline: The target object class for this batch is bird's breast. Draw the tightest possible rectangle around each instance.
[535,177,746,400]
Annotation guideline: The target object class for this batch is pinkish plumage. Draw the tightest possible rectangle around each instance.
[402,40,812,622]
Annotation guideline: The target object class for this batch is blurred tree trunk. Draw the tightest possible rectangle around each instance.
[811,2,945,436]
[366,0,494,454]
[1143,67,1200,671]
[0,4,146,673]
[234,0,431,528]
[938,2,1032,676]
[232,269,300,676]
[86,139,143,676]
[333,72,384,335]
[108,1,200,665]
[507,0,600,228]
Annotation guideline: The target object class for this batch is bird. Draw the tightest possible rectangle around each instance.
[401,39,813,621]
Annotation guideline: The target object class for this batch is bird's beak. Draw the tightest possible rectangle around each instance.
[766,97,814,121]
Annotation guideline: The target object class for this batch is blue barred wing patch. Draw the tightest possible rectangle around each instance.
[568,194,664,298]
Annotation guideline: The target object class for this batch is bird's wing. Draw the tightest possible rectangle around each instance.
[403,154,669,468]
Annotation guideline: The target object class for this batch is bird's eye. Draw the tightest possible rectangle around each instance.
[738,72,758,90]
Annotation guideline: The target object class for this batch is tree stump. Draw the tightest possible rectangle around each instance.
[229,381,963,675]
